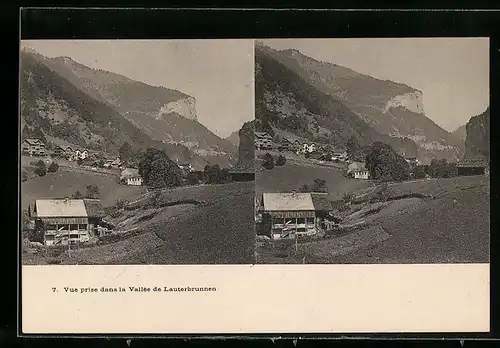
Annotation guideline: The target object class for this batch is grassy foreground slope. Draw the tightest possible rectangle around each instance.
[328,176,490,264]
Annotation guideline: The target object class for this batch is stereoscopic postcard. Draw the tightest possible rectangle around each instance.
[20,37,489,335]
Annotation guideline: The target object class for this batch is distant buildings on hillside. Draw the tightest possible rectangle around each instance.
[347,161,370,180]
[21,139,47,157]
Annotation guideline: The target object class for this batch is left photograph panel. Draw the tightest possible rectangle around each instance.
[20,39,256,265]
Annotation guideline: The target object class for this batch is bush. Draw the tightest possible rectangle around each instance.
[311,178,327,192]
[262,153,275,170]
[47,162,59,173]
[72,190,84,199]
[34,160,46,177]
[413,165,426,179]
[85,184,100,199]
[276,155,286,166]
[186,171,200,185]
[115,198,129,210]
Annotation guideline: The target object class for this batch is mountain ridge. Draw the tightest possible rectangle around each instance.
[257,42,464,163]
[20,48,237,168]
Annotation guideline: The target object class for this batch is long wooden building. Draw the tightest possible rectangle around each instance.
[29,198,106,246]
[259,192,332,240]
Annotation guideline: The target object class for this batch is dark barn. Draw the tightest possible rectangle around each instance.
[456,158,489,176]
[229,170,255,182]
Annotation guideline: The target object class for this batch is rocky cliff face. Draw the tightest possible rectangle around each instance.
[465,107,490,159]
[236,120,255,170]
[157,97,197,121]
[384,91,425,115]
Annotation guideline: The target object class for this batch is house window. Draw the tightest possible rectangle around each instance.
[79,224,87,230]
[306,217,315,224]
[297,228,307,233]
[70,224,79,231]
[69,234,79,239]
[46,224,57,230]
[297,218,305,224]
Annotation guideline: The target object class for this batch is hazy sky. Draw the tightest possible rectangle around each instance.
[21,40,255,138]
[263,38,489,132]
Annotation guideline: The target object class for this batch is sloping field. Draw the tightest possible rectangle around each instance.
[294,226,392,263]
[256,161,374,200]
[120,187,255,264]
[21,169,145,209]
[386,176,489,199]
[332,182,490,264]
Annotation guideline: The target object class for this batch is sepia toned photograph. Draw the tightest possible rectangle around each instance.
[254,38,490,264]
[20,39,255,265]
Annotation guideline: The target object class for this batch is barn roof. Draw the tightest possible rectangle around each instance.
[35,199,88,218]
[262,193,314,211]
[23,138,45,146]
[348,161,368,173]
[456,158,489,168]
[34,199,105,218]
[120,168,140,179]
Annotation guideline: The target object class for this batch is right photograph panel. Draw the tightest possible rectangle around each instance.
[254,38,490,264]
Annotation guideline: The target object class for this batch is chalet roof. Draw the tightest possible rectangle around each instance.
[83,199,106,218]
[120,168,140,179]
[23,138,45,146]
[262,192,333,212]
[348,161,368,173]
[456,158,489,168]
[34,199,105,218]
[262,193,314,211]
[255,131,272,139]
[35,199,87,218]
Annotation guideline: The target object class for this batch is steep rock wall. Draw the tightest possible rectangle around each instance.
[157,97,197,121]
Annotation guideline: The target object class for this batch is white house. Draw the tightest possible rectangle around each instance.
[120,168,143,186]
[74,149,89,160]
[347,161,370,180]
[300,143,316,154]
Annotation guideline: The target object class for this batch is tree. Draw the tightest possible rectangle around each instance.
[21,169,28,182]
[346,136,360,157]
[311,179,328,193]
[203,164,221,184]
[119,142,132,162]
[85,185,100,199]
[186,171,200,185]
[220,168,232,184]
[412,165,426,179]
[115,198,129,210]
[72,190,84,199]
[47,162,59,173]
[138,148,183,188]
[262,153,274,170]
[259,213,272,236]
[276,155,286,166]
[34,160,46,177]
[299,184,310,192]
[365,142,410,182]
